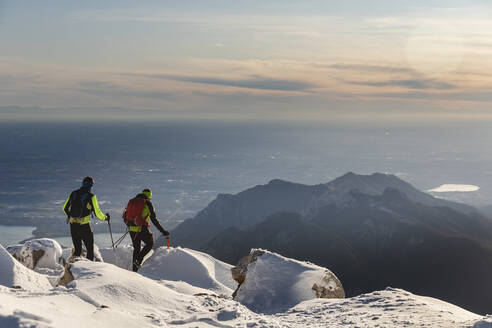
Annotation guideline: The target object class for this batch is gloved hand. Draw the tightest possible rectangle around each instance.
[106,213,111,222]
[162,230,170,236]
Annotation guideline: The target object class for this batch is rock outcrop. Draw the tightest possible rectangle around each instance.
[231,249,265,297]
[231,249,344,314]
[7,238,63,270]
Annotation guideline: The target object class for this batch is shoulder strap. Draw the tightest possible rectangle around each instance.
[77,192,91,219]
[71,191,77,202]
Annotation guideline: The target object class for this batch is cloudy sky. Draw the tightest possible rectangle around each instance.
[1,0,492,121]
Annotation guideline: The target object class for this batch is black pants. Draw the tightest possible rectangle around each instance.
[130,226,154,272]
[70,223,94,261]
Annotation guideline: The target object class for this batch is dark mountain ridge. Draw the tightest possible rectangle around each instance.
[171,172,477,248]
[171,179,328,249]
[168,172,492,314]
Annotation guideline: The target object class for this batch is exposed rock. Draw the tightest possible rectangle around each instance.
[312,272,345,299]
[6,238,63,270]
[57,263,75,287]
[57,250,91,287]
[231,249,265,287]
[7,244,38,269]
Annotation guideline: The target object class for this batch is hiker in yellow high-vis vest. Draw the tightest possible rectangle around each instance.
[123,188,169,272]
[62,176,110,261]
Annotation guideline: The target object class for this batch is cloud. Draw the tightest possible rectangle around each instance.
[326,63,413,74]
[367,91,492,102]
[75,81,174,99]
[132,73,316,91]
[0,73,42,86]
[345,78,455,90]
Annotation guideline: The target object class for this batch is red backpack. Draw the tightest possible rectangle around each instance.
[123,197,147,226]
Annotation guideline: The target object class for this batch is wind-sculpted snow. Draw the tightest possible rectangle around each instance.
[68,259,190,310]
[0,244,52,291]
[0,245,489,327]
[139,247,236,296]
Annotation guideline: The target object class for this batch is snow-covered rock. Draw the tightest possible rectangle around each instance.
[6,238,63,270]
[232,249,345,314]
[0,245,488,327]
[0,244,52,291]
[139,247,237,296]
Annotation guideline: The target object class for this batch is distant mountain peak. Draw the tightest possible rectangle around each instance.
[325,172,409,198]
[332,172,400,184]
[267,178,290,185]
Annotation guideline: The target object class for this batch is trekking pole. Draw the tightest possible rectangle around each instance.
[166,235,170,249]
[106,213,117,266]
[114,230,128,248]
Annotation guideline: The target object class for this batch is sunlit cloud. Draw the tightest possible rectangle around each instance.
[2,2,492,121]
[345,78,456,90]
[326,63,413,74]
[129,73,316,92]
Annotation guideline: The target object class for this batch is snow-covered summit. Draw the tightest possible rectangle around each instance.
[0,244,490,327]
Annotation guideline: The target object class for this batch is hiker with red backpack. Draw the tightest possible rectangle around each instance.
[123,188,169,272]
[62,176,110,261]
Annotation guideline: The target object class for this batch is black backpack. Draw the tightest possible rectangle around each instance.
[68,190,92,218]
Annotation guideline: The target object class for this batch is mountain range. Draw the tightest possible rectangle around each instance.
[168,172,492,314]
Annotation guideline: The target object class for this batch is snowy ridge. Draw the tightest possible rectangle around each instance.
[0,240,490,327]
[139,247,236,296]
[278,288,482,327]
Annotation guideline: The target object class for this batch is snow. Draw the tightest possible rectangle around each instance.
[0,244,52,291]
[429,184,480,192]
[278,288,481,327]
[139,246,236,296]
[68,260,189,311]
[233,249,344,314]
[60,243,104,263]
[0,245,489,327]
[7,238,63,270]
[98,244,135,270]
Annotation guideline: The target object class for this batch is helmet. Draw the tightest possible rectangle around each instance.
[142,188,152,199]
[82,176,94,188]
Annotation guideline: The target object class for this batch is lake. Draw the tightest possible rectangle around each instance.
[2,120,492,247]
[0,225,35,247]
[0,225,128,249]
